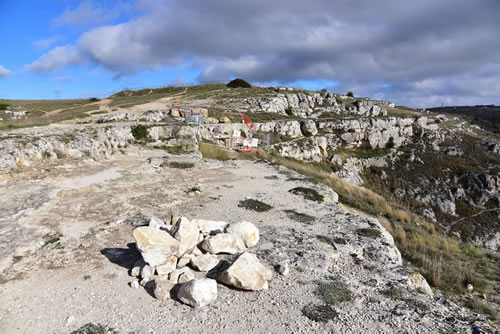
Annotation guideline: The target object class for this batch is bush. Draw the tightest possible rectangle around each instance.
[385,136,395,149]
[131,124,149,141]
[0,103,9,110]
[88,97,100,102]
[285,106,294,116]
[226,78,251,88]
[346,91,354,97]
[71,323,118,334]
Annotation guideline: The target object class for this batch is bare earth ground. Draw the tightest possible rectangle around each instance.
[0,147,475,333]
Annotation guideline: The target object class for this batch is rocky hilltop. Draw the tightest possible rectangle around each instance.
[0,84,498,333]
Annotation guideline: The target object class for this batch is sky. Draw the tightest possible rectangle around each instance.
[0,0,499,108]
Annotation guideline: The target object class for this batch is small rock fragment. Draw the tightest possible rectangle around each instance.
[149,216,166,229]
[130,280,140,289]
[178,270,195,284]
[156,256,178,276]
[467,284,474,293]
[200,233,246,254]
[177,253,194,268]
[277,262,290,276]
[218,252,272,291]
[177,278,218,308]
[66,316,75,326]
[190,254,220,272]
[154,278,175,301]
[226,221,259,247]
[131,258,145,277]
[193,219,228,235]
[192,247,203,256]
[169,267,190,284]
[141,264,154,280]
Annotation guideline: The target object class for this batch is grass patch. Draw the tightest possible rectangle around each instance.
[199,142,230,161]
[302,304,338,323]
[284,209,315,224]
[159,145,190,155]
[356,228,381,239]
[465,299,498,319]
[13,256,22,263]
[238,199,273,212]
[168,161,194,169]
[71,323,118,334]
[289,187,323,202]
[83,275,91,280]
[316,235,334,245]
[381,287,430,312]
[333,237,347,245]
[316,280,352,305]
[264,175,278,180]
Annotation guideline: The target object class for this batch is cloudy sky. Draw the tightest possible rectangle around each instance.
[0,0,499,107]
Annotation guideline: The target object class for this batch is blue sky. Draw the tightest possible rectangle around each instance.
[0,0,499,107]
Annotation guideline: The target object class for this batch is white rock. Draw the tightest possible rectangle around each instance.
[193,219,228,235]
[192,247,203,256]
[218,252,273,291]
[178,270,195,284]
[149,216,167,229]
[133,226,180,266]
[154,278,175,301]
[156,256,178,276]
[200,233,246,254]
[131,258,145,277]
[66,316,75,326]
[177,278,218,308]
[172,217,200,256]
[277,262,290,276]
[168,267,190,284]
[407,273,433,296]
[467,284,474,293]
[190,254,220,272]
[130,280,140,289]
[226,221,259,247]
[141,264,154,280]
[177,253,194,268]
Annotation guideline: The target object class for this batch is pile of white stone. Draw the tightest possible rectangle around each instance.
[130,216,273,308]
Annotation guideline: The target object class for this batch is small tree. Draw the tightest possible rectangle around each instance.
[227,78,251,88]
[346,91,354,97]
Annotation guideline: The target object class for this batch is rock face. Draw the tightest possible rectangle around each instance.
[218,252,273,291]
[193,219,228,235]
[200,233,246,254]
[133,226,180,267]
[177,278,218,308]
[226,221,260,247]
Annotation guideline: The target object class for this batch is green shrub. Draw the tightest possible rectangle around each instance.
[0,103,9,110]
[285,106,294,116]
[88,97,100,102]
[238,199,273,212]
[346,91,354,97]
[385,137,395,149]
[199,142,230,161]
[335,97,343,105]
[226,78,251,88]
[71,323,118,334]
[131,124,149,141]
[289,187,323,202]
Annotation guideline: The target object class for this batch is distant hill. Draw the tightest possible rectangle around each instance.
[428,105,500,134]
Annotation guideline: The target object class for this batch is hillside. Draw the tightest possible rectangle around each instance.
[427,105,500,134]
[0,84,498,333]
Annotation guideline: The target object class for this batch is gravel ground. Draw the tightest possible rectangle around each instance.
[0,147,490,333]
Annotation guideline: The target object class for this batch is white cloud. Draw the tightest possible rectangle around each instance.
[25,0,500,107]
[0,65,12,78]
[33,36,62,50]
[55,75,72,82]
[53,0,121,26]
[25,45,83,73]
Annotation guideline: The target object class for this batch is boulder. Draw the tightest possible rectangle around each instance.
[218,252,273,291]
[226,221,259,247]
[156,255,178,276]
[205,117,219,124]
[154,278,176,301]
[221,117,231,124]
[133,226,180,266]
[171,217,200,256]
[177,278,218,308]
[177,253,194,268]
[178,270,195,284]
[190,254,220,272]
[200,233,246,254]
[131,258,146,277]
[199,108,209,118]
[193,219,228,235]
[407,272,433,296]
[300,120,318,137]
[170,108,180,117]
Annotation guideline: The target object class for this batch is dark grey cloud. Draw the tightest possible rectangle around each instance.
[28,0,500,107]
